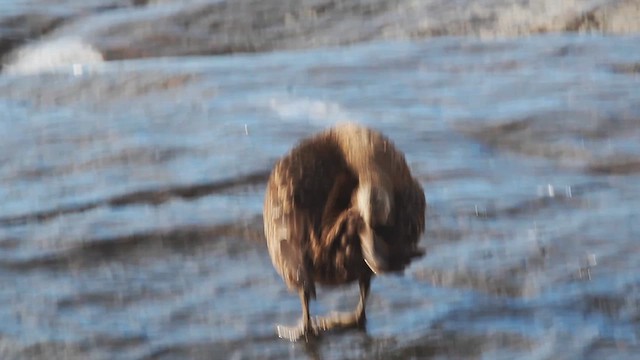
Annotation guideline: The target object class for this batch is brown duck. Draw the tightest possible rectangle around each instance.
[263,122,426,341]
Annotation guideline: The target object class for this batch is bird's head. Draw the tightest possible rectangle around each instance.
[356,183,391,227]
[355,183,392,274]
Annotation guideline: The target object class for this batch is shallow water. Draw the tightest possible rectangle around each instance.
[2,1,640,359]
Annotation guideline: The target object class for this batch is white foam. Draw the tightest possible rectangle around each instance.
[268,95,358,125]
[4,37,104,75]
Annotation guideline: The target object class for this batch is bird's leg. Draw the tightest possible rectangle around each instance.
[355,275,371,327]
[301,289,313,333]
[276,289,317,341]
[314,276,371,332]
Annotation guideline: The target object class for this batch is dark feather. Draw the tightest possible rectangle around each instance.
[263,123,426,294]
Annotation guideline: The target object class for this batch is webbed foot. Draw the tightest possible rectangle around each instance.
[314,311,366,332]
[276,320,318,342]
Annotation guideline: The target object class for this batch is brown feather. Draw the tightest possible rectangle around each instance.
[263,122,426,294]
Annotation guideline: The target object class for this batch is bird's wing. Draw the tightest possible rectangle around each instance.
[263,158,316,296]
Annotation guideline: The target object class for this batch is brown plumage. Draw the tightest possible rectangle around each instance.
[263,122,426,340]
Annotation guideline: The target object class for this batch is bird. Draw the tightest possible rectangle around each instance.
[263,122,426,341]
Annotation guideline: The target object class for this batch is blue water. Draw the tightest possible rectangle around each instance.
[1,3,640,358]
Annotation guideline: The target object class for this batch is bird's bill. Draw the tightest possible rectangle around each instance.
[360,227,389,274]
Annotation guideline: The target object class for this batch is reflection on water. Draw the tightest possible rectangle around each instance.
[1,1,640,358]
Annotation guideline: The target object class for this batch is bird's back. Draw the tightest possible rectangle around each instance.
[263,123,425,292]
[263,131,357,291]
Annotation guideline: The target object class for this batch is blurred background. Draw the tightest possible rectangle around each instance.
[1,0,639,359]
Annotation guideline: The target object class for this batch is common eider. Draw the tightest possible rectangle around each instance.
[263,122,426,341]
